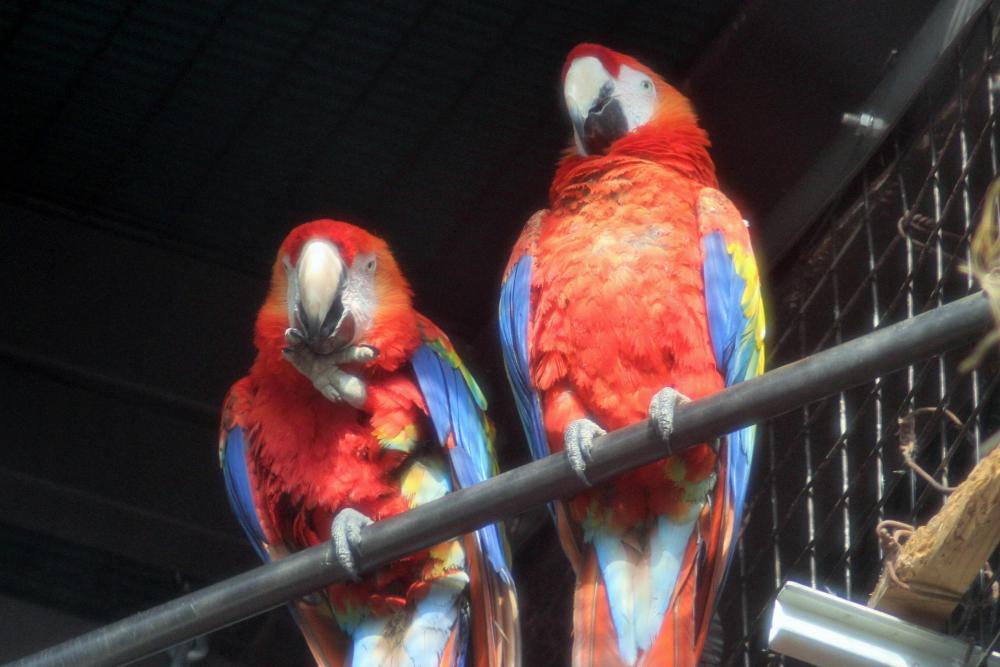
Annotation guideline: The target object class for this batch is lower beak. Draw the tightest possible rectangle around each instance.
[300,307,355,355]
[580,94,627,155]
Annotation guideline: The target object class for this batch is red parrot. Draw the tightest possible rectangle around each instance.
[499,45,764,666]
[220,220,520,666]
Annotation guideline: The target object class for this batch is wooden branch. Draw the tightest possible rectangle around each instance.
[869,437,1000,628]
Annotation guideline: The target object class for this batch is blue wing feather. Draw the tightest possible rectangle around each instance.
[412,345,451,446]
[702,229,763,531]
[220,426,270,562]
[703,232,748,386]
[498,255,549,463]
[411,340,512,583]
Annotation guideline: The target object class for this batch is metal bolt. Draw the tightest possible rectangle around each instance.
[842,111,887,136]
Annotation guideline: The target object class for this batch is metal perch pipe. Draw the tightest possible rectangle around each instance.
[7,292,994,667]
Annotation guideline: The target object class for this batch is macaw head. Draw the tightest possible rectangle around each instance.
[561,43,697,156]
[256,219,417,368]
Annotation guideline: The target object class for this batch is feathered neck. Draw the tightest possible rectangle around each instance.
[549,121,717,203]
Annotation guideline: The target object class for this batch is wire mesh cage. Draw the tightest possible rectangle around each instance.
[721,7,1000,665]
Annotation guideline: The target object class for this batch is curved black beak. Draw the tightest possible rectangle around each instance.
[580,85,627,155]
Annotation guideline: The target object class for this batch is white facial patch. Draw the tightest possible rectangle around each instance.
[615,64,657,131]
[341,252,377,343]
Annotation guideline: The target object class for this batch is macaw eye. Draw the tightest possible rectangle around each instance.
[641,79,652,91]
[366,258,376,272]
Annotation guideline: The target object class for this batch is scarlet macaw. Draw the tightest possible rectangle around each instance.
[499,44,764,666]
[220,219,520,666]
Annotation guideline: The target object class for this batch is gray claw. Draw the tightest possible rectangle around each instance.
[301,592,323,606]
[331,508,373,581]
[320,384,342,402]
[564,419,606,486]
[329,344,379,365]
[649,387,691,450]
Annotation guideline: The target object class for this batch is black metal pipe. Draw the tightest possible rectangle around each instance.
[8,292,993,667]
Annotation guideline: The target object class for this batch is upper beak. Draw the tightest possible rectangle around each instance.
[288,240,355,354]
[563,56,628,155]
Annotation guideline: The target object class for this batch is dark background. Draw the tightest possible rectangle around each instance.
[0,0,942,664]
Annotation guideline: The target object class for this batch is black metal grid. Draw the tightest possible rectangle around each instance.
[722,7,1000,665]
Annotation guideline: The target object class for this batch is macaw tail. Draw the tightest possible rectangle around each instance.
[465,532,521,666]
[291,570,473,667]
[644,438,737,666]
[571,439,738,667]
[639,533,700,667]
[289,599,348,666]
[571,518,703,667]
[573,550,629,667]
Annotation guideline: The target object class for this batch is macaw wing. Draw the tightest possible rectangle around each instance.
[411,316,512,580]
[698,187,765,525]
[696,187,766,652]
[219,381,270,563]
[411,317,521,664]
[498,212,549,464]
[219,381,350,665]
[699,190,765,390]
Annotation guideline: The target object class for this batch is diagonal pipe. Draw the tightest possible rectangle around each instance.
[7,291,993,667]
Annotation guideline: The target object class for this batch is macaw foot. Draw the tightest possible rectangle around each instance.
[648,386,691,449]
[282,337,379,409]
[564,419,606,486]
[331,508,374,581]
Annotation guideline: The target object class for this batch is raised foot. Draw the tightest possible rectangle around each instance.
[331,508,374,581]
[564,419,606,486]
[648,387,691,450]
[283,339,379,408]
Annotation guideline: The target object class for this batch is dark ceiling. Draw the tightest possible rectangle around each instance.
[0,0,740,338]
[0,0,943,664]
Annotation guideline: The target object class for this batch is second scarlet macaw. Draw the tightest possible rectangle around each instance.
[220,220,520,666]
[499,45,764,666]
